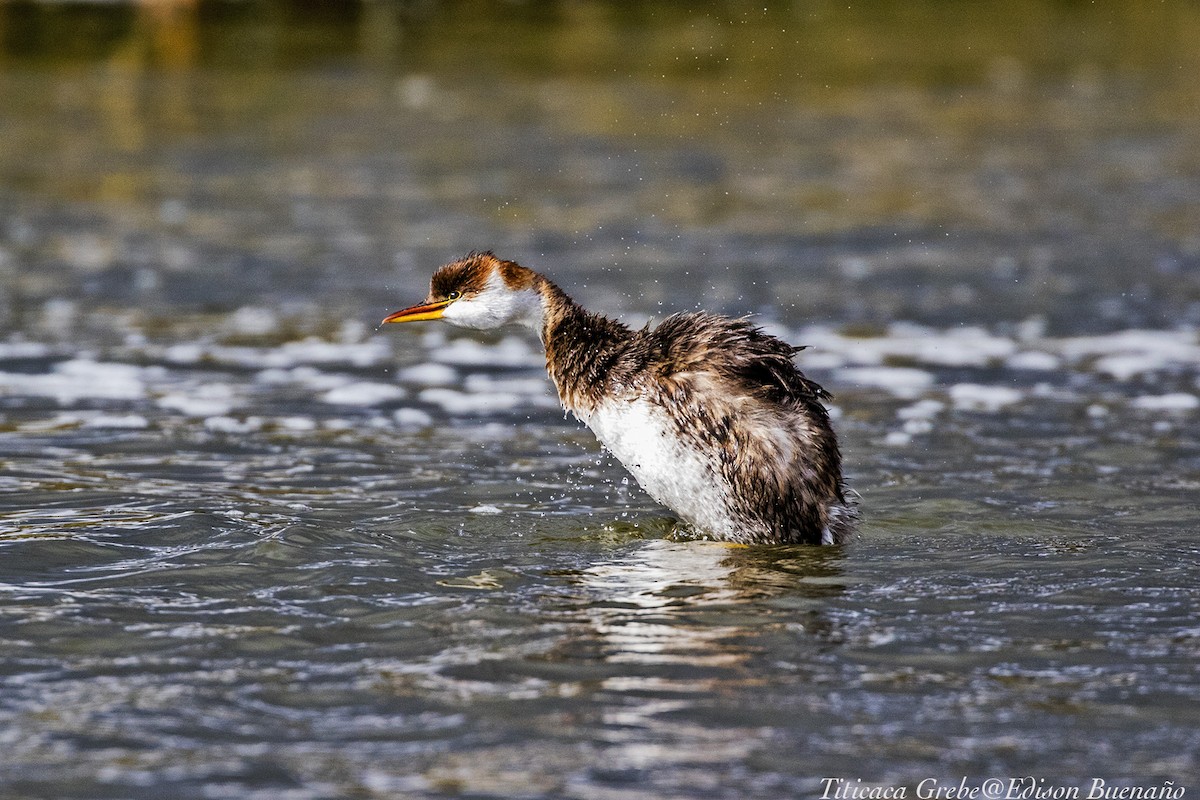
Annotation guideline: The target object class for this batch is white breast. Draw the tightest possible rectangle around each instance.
[582,397,740,539]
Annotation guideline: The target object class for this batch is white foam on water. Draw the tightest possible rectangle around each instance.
[800,322,1017,367]
[254,366,301,385]
[58,360,150,400]
[463,373,556,400]
[204,416,264,433]
[255,366,350,391]
[166,337,391,370]
[320,382,406,406]
[1006,351,1061,371]
[1056,329,1200,380]
[794,351,845,370]
[11,412,84,432]
[393,408,434,428]
[157,384,237,417]
[417,388,525,414]
[276,337,391,368]
[948,383,1024,411]
[837,366,936,398]
[163,342,205,364]
[222,306,279,337]
[0,359,148,404]
[0,341,52,359]
[430,335,543,367]
[901,418,934,435]
[1056,328,1198,359]
[398,362,458,387]
[798,324,1199,382]
[275,416,318,431]
[896,399,946,420]
[1093,355,1160,382]
[3,324,1196,424]
[1029,382,1076,402]
[1130,393,1200,412]
[82,414,151,429]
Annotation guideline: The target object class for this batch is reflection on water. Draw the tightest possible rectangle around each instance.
[563,539,844,667]
[1,1,1199,798]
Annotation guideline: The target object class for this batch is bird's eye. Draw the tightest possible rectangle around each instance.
[447,291,461,300]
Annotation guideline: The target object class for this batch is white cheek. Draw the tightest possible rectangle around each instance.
[441,285,543,331]
[440,297,496,329]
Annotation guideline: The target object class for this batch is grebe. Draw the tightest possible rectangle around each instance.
[382,252,856,545]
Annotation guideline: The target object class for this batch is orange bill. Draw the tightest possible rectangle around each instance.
[381,299,452,324]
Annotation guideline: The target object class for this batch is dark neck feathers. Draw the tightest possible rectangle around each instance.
[537,280,630,414]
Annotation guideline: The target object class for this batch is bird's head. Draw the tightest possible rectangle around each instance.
[382,251,545,332]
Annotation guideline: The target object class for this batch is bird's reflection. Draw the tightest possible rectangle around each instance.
[519,536,851,774]
[546,536,848,669]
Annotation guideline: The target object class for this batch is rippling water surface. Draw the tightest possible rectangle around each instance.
[1,2,1199,798]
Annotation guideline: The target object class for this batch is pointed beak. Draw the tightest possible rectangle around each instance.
[381,299,452,324]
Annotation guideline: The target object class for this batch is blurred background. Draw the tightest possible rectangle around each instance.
[2,4,1200,799]
[2,0,1198,336]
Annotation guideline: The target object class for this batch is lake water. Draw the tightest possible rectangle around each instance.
[1,2,1199,798]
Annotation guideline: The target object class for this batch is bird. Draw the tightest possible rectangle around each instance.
[382,251,856,545]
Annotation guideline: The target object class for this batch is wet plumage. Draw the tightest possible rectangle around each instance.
[383,251,856,545]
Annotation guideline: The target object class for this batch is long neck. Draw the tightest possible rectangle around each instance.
[536,280,631,415]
